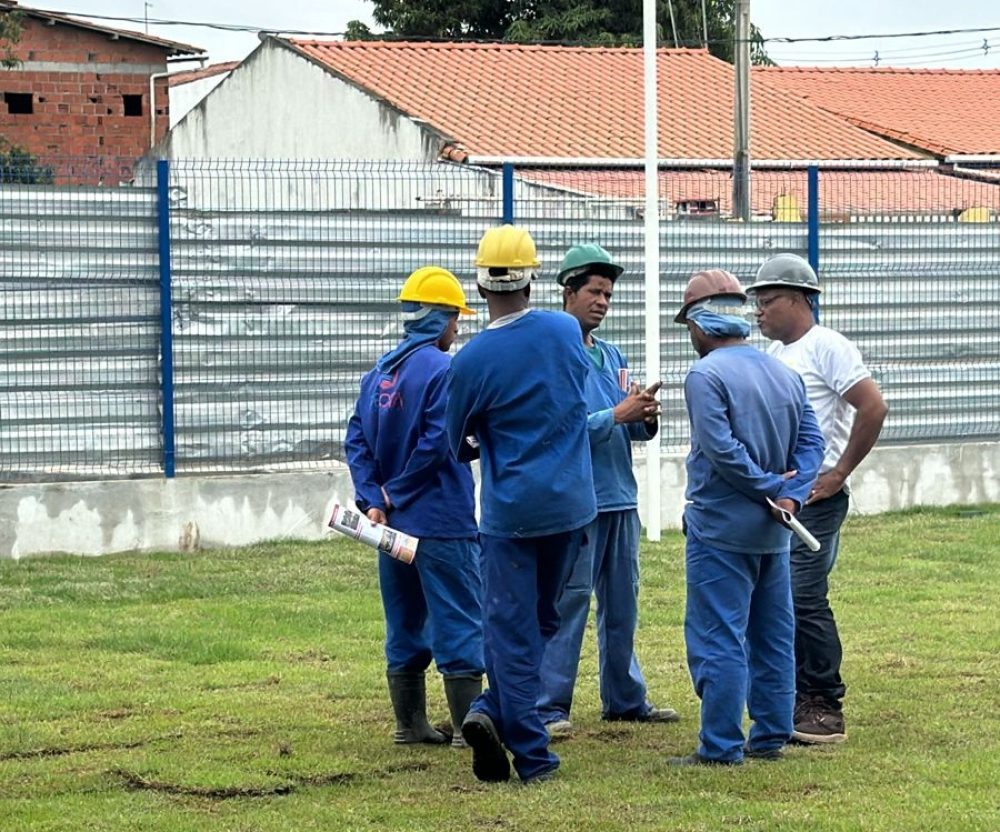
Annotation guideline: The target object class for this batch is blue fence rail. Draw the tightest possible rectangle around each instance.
[1,159,998,480]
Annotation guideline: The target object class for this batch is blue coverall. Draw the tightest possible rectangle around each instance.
[445,308,597,782]
[683,344,824,762]
[538,338,658,723]
[345,317,483,679]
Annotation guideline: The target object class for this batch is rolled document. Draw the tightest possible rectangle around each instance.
[766,498,822,552]
[327,503,418,564]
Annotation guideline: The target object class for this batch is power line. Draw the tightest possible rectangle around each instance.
[20,8,334,35]
[877,50,996,67]
[763,25,1000,45]
[19,7,1000,52]
[769,44,996,65]
[770,37,989,59]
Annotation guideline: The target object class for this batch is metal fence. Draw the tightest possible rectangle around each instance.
[1,159,998,480]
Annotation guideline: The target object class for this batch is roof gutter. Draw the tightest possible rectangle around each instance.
[461,156,938,170]
[944,154,1000,165]
[949,165,1000,183]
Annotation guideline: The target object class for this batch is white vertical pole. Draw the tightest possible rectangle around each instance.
[643,0,661,542]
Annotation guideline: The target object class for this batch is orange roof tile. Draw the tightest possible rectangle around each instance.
[757,67,1000,157]
[285,40,921,162]
[168,61,240,87]
[520,169,999,217]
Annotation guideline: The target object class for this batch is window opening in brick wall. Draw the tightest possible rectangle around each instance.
[122,94,143,117]
[4,93,33,114]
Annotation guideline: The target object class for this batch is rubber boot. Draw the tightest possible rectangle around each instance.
[443,674,483,748]
[386,671,449,745]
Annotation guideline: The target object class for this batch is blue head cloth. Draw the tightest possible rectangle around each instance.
[375,303,456,375]
[686,295,751,338]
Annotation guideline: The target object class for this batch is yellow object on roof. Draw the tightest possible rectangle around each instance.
[772,194,802,223]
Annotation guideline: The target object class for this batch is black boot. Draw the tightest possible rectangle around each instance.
[386,671,448,745]
[443,674,483,748]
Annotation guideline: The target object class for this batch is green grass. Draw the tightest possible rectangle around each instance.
[1,505,999,831]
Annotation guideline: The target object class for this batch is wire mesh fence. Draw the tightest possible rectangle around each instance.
[1,158,998,480]
[0,178,161,481]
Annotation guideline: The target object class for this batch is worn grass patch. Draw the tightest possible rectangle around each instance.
[1,506,998,831]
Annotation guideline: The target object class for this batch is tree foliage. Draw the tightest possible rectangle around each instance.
[0,140,54,185]
[346,0,771,64]
[1,7,24,68]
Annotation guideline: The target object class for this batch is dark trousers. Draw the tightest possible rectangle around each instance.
[791,488,850,709]
[471,529,583,782]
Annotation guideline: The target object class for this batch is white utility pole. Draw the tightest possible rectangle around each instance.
[642,0,661,541]
[733,0,752,221]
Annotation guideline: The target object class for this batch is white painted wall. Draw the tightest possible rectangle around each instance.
[160,40,442,161]
[3,441,998,559]
[169,72,232,128]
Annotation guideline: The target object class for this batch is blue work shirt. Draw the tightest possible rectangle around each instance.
[446,309,597,538]
[584,338,656,512]
[683,344,825,554]
[345,343,477,539]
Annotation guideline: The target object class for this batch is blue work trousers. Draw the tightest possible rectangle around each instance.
[791,488,850,708]
[684,529,795,762]
[538,510,649,723]
[470,529,583,782]
[379,536,484,678]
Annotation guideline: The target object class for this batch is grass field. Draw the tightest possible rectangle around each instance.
[1,505,999,831]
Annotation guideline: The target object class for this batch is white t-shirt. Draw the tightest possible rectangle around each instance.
[767,325,870,475]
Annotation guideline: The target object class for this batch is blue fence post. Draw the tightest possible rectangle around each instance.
[502,162,514,223]
[156,159,176,478]
[807,164,820,323]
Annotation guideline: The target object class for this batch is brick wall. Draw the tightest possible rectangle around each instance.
[0,16,178,183]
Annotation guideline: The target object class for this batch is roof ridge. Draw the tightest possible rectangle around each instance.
[286,38,708,55]
[758,65,1000,76]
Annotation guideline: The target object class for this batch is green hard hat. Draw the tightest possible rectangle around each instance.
[556,243,625,286]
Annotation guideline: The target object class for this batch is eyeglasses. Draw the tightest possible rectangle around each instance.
[753,293,795,311]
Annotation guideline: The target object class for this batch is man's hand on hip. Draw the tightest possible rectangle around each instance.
[807,469,846,505]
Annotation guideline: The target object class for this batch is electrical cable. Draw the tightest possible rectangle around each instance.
[19,6,1000,48]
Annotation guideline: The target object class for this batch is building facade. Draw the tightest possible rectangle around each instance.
[0,1,201,183]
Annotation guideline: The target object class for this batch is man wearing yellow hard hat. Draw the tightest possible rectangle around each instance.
[445,225,597,785]
[344,265,484,750]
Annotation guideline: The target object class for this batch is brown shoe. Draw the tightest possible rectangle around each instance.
[792,701,847,744]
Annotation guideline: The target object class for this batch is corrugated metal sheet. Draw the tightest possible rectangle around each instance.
[0,185,162,480]
[1,167,998,480]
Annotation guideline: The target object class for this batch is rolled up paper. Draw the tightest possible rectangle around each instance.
[328,503,418,564]
[767,498,822,552]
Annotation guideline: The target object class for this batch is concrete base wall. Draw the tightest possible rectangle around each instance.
[634,440,1000,531]
[2,441,998,559]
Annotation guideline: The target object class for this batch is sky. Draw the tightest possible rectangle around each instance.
[26,0,1000,70]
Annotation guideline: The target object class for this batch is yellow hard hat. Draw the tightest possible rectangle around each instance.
[475,225,541,269]
[397,266,474,315]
